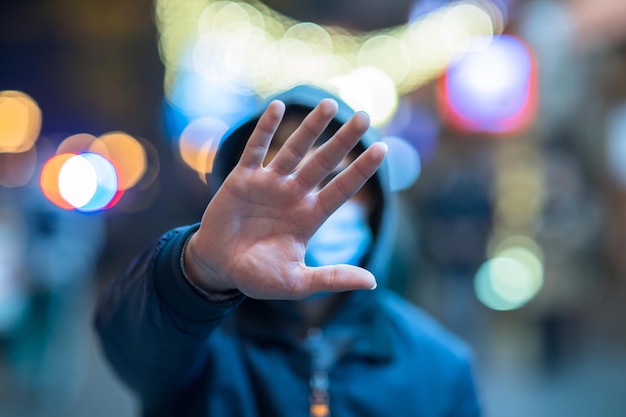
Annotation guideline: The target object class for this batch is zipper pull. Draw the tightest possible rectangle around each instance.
[307,328,330,417]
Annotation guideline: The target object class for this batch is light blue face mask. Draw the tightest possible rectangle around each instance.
[305,201,373,268]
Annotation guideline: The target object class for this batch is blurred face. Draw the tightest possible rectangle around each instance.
[264,113,377,212]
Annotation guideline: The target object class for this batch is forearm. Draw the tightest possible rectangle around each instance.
[94,225,244,410]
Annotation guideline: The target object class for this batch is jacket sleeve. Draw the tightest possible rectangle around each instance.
[449,352,482,417]
[93,224,245,414]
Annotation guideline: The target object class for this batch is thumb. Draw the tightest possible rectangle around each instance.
[304,264,377,296]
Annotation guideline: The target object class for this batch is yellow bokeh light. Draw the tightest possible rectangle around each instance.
[285,22,333,54]
[156,0,500,103]
[0,91,42,153]
[495,168,543,228]
[489,234,544,261]
[198,1,250,34]
[441,3,495,58]
[472,0,505,34]
[275,37,319,88]
[358,35,411,85]
[415,14,455,71]
[156,0,207,68]
[331,66,399,127]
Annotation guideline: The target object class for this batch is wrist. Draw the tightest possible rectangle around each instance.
[183,232,237,293]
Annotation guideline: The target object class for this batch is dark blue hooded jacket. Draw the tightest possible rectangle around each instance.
[94,85,482,417]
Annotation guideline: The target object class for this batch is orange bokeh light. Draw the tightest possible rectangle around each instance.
[57,133,107,155]
[40,153,76,210]
[96,132,147,190]
[179,117,227,179]
[0,91,42,153]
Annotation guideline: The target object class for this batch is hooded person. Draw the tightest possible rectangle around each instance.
[94,85,482,417]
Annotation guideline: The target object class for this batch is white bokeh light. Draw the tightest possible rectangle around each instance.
[475,255,543,311]
[330,67,399,127]
[58,155,98,208]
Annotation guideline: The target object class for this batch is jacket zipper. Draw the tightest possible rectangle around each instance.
[307,327,330,417]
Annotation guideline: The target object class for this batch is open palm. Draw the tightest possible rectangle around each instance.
[185,99,387,300]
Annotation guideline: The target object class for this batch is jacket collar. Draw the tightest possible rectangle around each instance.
[233,289,393,363]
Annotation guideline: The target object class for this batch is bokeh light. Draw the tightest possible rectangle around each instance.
[358,35,411,86]
[41,153,121,212]
[488,234,544,261]
[197,1,268,91]
[476,234,545,311]
[58,155,99,208]
[57,153,120,212]
[493,144,543,230]
[77,153,121,211]
[168,66,256,127]
[496,246,543,285]
[97,132,147,190]
[40,153,77,210]
[57,133,105,155]
[475,256,541,311]
[111,137,161,214]
[40,130,153,210]
[156,0,501,125]
[0,90,42,153]
[179,117,230,179]
[157,0,502,179]
[387,99,440,163]
[441,3,498,56]
[439,34,536,134]
[331,66,399,127]
[383,135,421,191]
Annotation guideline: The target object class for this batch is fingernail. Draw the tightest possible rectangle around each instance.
[356,111,370,124]
[370,280,378,290]
[315,99,337,118]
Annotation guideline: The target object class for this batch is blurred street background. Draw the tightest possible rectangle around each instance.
[2,0,626,416]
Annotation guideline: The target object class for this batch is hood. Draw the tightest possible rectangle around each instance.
[211,85,396,285]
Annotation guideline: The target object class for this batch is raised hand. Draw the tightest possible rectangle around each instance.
[184,99,387,300]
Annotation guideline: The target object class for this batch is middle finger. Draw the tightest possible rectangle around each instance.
[268,99,338,175]
[294,111,370,191]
